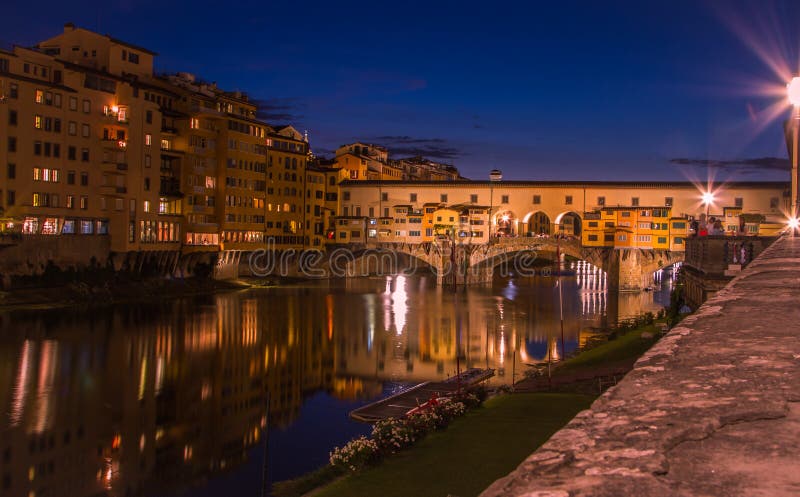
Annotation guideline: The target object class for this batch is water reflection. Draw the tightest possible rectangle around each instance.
[0,271,672,496]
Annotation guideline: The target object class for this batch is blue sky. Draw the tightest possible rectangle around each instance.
[3,0,799,180]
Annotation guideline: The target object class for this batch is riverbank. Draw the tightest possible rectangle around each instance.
[272,317,670,497]
[0,277,249,312]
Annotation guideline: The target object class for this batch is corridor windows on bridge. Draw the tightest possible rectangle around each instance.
[343,191,350,201]
[501,195,509,204]
[532,195,541,204]
[410,193,417,202]
[665,197,673,207]
[735,197,743,208]
[770,197,779,209]
[441,194,448,202]
[381,192,388,202]
[597,196,605,206]
[470,194,478,203]
[631,197,640,207]
[564,195,572,205]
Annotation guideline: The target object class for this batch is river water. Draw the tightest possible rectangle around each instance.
[0,264,673,497]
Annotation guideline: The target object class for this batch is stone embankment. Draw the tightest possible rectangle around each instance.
[481,235,800,497]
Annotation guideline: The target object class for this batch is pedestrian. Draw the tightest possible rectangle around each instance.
[740,245,747,265]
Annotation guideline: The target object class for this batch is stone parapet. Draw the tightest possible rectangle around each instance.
[481,235,800,497]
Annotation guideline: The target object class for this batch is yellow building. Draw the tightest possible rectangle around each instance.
[581,206,688,250]
[0,24,181,255]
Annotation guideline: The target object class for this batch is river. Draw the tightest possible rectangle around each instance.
[0,263,674,497]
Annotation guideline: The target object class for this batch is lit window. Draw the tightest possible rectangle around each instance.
[145,134,152,146]
[35,90,43,104]
[34,115,42,129]
[143,200,151,213]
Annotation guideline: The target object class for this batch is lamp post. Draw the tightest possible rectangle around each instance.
[489,169,502,241]
[702,191,714,219]
[788,77,800,233]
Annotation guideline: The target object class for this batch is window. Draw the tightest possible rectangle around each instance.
[33,141,41,155]
[145,155,151,168]
[410,193,417,202]
[35,90,44,103]
[8,110,17,126]
[69,96,77,111]
[6,190,14,205]
[66,195,74,209]
[80,172,88,186]
[597,196,605,206]
[658,236,667,244]
[734,197,743,208]
[143,200,151,213]
[770,197,779,209]
[80,196,88,210]
[604,234,614,242]
[82,100,90,113]
[470,194,478,203]
[587,234,598,241]
[7,163,15,179]
[665,197,673,207]
[8,137,16,153]
[617,234,627,241]
[146,110,152,124]
[81,124,90,137]
[621,211,631,217]
[673,237,684,245]
[631,197,639,207]
[501,195,509,204]
[81,148,89,162]
[380,192,388,202]
[67,171,75,184]
[565,195,572,205]
[68,146,76,160]
[34,115,42,129]
[343,191,350,201]
[63,220,75,233]
[672,221,686,230]
[145,134,152,146]
[441,194,448,203]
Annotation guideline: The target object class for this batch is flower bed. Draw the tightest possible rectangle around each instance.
[329,389,483,473]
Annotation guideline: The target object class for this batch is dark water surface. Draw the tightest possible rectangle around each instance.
[0,265,673,497]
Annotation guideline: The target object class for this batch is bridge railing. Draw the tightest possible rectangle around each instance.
[684,235,776,274]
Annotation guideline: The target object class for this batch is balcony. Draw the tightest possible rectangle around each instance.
[161,126,178,134]
[102,138,128,150]
[159,177,183,198]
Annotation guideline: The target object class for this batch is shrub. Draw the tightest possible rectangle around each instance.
[371,418,417,453]
[329,436,380,472]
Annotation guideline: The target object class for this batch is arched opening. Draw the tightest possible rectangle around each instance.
[555,211,582,237]
[523,211,551,236]
[494,210,517,237]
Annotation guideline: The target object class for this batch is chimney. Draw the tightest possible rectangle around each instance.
[64,22,76,32]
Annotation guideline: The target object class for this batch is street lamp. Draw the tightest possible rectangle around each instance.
[788,77,800,231]
[702,191,714,218]
[489,169,502,240]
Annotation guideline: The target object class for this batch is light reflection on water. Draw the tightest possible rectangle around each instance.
[0,268,674,496]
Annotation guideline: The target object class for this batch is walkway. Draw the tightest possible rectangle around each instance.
[481,235,800,497]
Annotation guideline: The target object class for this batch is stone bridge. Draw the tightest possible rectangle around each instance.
[348,237,684,291]
[481,235,797,497]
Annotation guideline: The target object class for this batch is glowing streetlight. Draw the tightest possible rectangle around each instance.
[787,216,800,231]
[702,191,714,217]
[789,77,800,231]
[787,77,800,107]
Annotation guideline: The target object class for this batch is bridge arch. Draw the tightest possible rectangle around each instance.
[554,211,582,236]
[521,211,552,236]
[344,246,437,277]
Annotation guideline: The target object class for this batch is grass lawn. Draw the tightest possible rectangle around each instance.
[555,323,661,374]
[313,393,594,497]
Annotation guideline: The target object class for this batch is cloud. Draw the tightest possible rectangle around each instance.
[251,97,305,124]
[669,157,790,174]
[368,135,463,160]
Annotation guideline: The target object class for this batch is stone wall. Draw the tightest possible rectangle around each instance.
[481,235,800,497]
[0,234,111,282]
